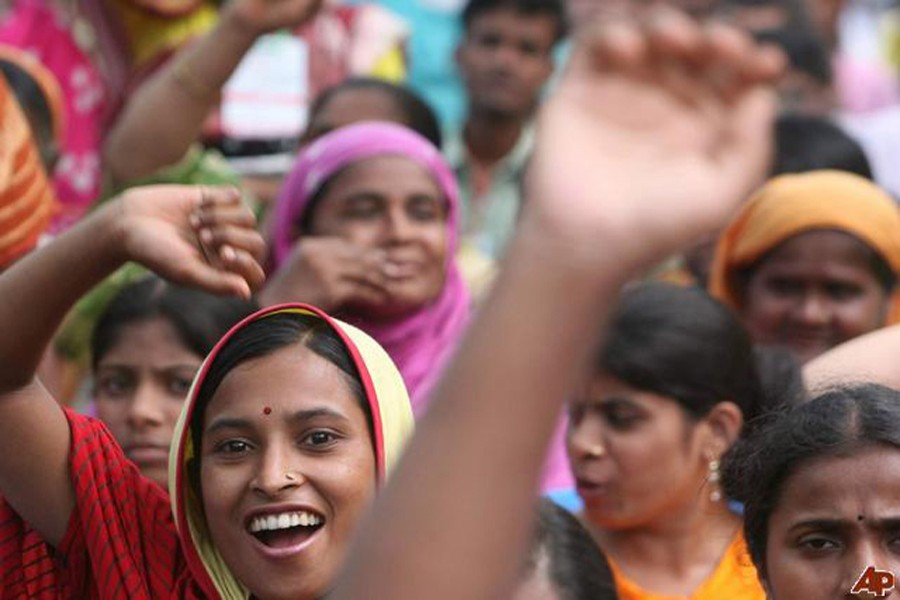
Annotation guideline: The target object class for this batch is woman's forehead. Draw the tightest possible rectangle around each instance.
[202,344,364,425]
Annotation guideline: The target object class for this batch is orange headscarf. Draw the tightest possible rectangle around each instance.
[709,170,900,323]
[0,45,65,141]
[0,74,56,268]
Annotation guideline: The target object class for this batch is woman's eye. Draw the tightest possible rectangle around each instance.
[303,431,339,448]
[97,374,133,398]
[766,277,803,297]
[407,198,443,222]
[798,536,840,552]
[603,409,640,430]
[167,376,193,397]
[342,198,382,220]
[567,404,586,425]
[216,440,252,454]
[825,282,862,301]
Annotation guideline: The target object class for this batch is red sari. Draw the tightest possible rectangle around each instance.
[0,409,203,599]
[1,304,415,599]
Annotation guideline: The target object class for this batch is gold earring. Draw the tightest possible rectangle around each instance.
[708,459,722,503]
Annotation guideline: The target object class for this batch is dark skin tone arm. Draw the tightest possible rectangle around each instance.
[0,185,265,546]
[331,9,783,600]
[103,0,324,184]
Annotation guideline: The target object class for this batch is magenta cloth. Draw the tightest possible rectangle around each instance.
[0,0,107,232]
[270,122,470,415]
[541,414,575,493]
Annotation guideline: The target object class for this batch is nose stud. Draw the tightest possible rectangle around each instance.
[586,446,605,458]
[285,472,296,482]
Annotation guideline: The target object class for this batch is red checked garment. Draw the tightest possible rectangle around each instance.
[0,409,205,599]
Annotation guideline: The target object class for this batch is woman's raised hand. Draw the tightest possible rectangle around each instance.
[525,8,784,273]
[260,237,390,311]
[116,186,266,299]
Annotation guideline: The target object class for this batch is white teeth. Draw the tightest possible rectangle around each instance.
[248,511,323,533]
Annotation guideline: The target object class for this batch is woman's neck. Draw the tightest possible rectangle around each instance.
[586,500,742,597]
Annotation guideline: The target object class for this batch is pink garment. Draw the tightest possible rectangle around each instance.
[834,53,900,114]
[270,122,469,415]
[0,0,107,231]
[541,413,575,492]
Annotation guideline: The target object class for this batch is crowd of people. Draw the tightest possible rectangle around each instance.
[2,0,900,598]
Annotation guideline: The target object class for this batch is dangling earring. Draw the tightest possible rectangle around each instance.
[708,459,722,503]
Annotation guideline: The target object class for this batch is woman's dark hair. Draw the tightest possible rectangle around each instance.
[189,311,372,461]
[723,384,900,579]
[304,78,443,148]
[524,499,618,600]
[773,115,873,179]
[748,346,807,435]
[91,275,257,371]
[599,283,776,425]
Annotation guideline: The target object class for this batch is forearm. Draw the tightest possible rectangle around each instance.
[333,214,632,600]
[0,203,125,391]
[804,325,900,392]
[103,11,259,183]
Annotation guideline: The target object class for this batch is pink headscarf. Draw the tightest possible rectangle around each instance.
[270,122,469,416]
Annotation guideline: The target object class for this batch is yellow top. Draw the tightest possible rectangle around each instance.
[609,532,765,600]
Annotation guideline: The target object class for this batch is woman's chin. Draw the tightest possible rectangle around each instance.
[346,296,428,321]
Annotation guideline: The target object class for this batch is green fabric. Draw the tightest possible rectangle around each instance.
[56,145,248,365]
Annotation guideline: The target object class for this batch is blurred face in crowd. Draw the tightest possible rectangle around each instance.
[307,156,449,318]
[94,317,201,487]
[456,7,558,119]
[567,374,737,531]
[737,230,891,364]
[763,445,900,599]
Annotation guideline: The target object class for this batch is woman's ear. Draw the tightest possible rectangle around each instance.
[703,401,744,458]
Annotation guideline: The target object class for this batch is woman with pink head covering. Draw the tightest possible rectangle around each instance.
[262,121,469,415]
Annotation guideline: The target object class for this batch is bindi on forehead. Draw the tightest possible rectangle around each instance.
[263,406,272,416]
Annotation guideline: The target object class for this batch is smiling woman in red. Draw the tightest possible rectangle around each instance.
[0,185,413,599]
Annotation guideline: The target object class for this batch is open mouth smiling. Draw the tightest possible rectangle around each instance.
[245,509,326,555]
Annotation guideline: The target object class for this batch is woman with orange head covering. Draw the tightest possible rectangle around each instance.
[709,170,900,364]
[0,72,56,269]
[0,44,65,172]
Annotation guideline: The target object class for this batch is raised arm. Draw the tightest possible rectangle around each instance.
[103,0,323,184]
[0,185,264,546]
[332,10,782,600]
[804,324,900,392]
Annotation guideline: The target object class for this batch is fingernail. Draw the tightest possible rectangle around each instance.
[189,212,201,228]
[199,228,213,244]
[383,263,402,277]
[220,245,236,262]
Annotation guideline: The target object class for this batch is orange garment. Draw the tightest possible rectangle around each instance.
[0,75,56,268]
[609,532,765,600]
[708,170,900,322]
[0,45,65,140]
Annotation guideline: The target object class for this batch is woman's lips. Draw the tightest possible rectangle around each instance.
[247,522,323,560]
[575,477,611,500]
[126,446,169,465]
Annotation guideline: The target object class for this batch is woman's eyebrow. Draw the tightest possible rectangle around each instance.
[287,407,350,424]
[204,416,253,436]
[788,517,900,532]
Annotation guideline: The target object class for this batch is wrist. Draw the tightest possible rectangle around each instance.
[220,2,270,41]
